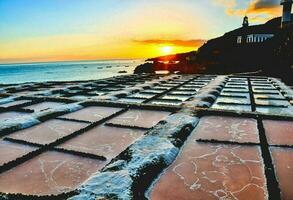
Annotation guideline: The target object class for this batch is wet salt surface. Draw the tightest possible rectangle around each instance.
[58,125,145,159]
[256,106,293,116]
[169,90,196,95]
[254,99,291,107]
[0,100,31,108]
[59,106,122,122]
[226,82,248,86]
[150,141,267,200]
[87,91,106,96]
[117,98,146,104]
[212,104,252,112]
[150,99,182,106]
[252,86,275,90]
[23,102,66,112]
[141,89,166,94]
[251,80,269,84]
[194,116,259,143]
[10,91,33,96]
[0,140,37,166]
[228,78,246,81]
[211,82,252,112]
[263,120,293,146]
[0,151,105,195]
[253,90,281,95]
[220,92,250,98]
[214,96,251,105]
[225,85,248,89]
[254,94,286,100]
[0,111,30,122]
[161,94,192,101]
[270,147,293,200]
[69,95,93,101]
[108,109,171,128]
[222,88,249,93]
[8,119,89,145]
[129,93,156,99]
[177,87,199,92]
[160,83,179,86]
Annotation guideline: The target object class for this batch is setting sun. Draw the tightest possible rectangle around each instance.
[161,46,173,55]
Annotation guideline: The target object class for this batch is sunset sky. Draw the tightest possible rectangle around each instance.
[0,0,283,63]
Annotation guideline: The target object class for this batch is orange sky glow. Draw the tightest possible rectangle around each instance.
[0,0,283,64]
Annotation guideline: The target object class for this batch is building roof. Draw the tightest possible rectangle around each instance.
[0,74,292,199]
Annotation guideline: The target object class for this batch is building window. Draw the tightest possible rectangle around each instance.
[237,36,242,44]
[244,34,274,44]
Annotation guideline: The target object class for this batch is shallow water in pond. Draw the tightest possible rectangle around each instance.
[108,109,171,128]
[8,119,88,145]
[58,125,145,159]
[150,141,267,200]
[0,151,105,195]
[270,147,293,200]
[194,116,259,143]
[0,140,37,166]
[60,106,122,122]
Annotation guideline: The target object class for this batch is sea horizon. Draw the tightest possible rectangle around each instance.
[0,58,147,66]
[0,59,145,84]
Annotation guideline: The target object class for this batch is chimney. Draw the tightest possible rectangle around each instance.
[242,16,249,27]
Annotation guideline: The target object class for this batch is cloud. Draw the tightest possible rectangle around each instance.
[250,0,279,10]
[246,0,281,22]
[132,39,206,48]
[247,0,280,14]
[212,0,282,23]
[212,0,246,16]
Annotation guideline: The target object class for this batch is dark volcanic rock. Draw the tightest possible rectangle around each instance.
[134,63,154,74]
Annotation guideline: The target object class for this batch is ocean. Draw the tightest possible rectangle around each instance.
[0,59,144,84]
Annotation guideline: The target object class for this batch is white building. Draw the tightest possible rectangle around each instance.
[236,16,275,44]
[236,1,292,44]
[246,34,275,43]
